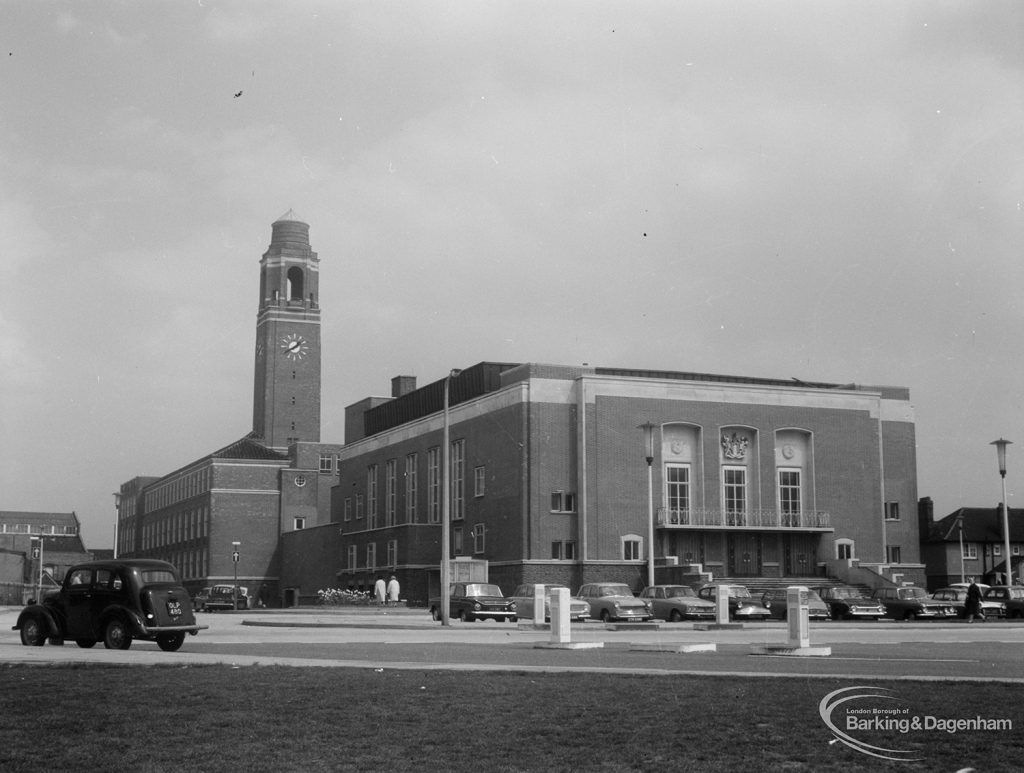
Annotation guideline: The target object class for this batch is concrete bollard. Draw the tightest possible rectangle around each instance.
[532,584,546,626]
[549,587,571,644]
[787,585,810,648]
[715,584,730,624]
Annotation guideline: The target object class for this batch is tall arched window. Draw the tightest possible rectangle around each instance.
[287,267,304,301]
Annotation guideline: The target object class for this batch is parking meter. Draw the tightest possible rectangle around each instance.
[787,585,810,648]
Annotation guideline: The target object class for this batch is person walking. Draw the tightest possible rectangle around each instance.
[387,575,400,606]
[374,576,386,606]
[965,579,983,623]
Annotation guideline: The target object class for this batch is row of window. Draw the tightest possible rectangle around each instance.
[0,523,79,535]
[664,463,806,521]
[960,543,1022,559]
[345,524,490,570]
[144,467,211,511]
[140,506,210,551]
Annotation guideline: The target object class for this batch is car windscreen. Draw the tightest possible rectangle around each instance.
[600,585,633,596]
[898,588,927,599]
[665,587,696,598]
[465,584,503,597]
[140,569,178,584]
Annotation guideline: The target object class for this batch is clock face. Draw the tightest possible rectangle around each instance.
[280,333,309,361]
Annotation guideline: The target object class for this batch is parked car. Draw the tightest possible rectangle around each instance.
[871,586,957,620]
[982,586,1024,618]
[509,584,590,622]
[576,583,653,622]
[428,583,517,622]
[696,584,771,620]
[930,587,1005,619]
[812,586,886,620]
[12,559,207,651]
[204,584,250,611]
[192,586,212,612]
[638,584,716,621]
[760,588,831,621]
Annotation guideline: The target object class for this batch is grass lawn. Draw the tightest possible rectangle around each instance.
[0,665,1020,772]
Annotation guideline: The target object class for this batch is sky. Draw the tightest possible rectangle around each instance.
[1,1,1022,550]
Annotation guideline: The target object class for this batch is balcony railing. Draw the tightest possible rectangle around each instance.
[656,507,830,530]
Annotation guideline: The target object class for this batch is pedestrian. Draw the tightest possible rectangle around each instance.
[374,576,386,606]
[387,575,400,606]
[965,578,983,623]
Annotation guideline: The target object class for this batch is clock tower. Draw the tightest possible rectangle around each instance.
[252,210,322,450]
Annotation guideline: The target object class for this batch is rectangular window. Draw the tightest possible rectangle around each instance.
[623,538,641,561]
[386,539,397,567]
[405,454,418,523]
[347,545,357,570]
[994,544,1002,557]
[474,466,486,497]
[472,524,485,554]
[319,454,333,474]
[427,447,440,523]
[886,545,901,563]
[366,543,376,570]
[355,494,364,520]
[963,542,978,560]
[778,469,801,526]
[344,497,352,522]
[453,526,464,556]
[451,439,465,521]
[385,459,397,526]
[666,464,690,524]
[723,466,747,525]
[367,465,378,528]
[550,491,577,513]
[885,502,900,521]
[551,540,577,560]
[293,517,305,530]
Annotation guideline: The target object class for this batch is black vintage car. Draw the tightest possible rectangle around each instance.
[13,559,207,651]
[428,582,517,622]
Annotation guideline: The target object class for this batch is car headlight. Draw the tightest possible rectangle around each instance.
[472,602,482,611]
[509,601,517,610]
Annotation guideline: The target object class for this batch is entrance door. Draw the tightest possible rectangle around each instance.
[784,534,818,575]
[727,534,761,576]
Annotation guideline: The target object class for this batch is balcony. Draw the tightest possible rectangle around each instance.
[656,507,831,531]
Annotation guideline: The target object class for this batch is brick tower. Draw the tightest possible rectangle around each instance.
[252,210,321,449]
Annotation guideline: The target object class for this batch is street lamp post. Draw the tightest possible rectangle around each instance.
[639,422,657,588]
[29,536,43,603]
[231,541,241,610]
[957,516,965,584]
[991,439,1013,585]
[440,368,461,626]
[112,492,122,559]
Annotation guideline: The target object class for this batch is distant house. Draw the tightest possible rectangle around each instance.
[0,511,93,603]
[918,497,1023,589]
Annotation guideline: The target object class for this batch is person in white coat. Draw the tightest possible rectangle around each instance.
[374,576,386,606]
[387,575,400,606]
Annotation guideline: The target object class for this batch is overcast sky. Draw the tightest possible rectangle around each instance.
[2,2,1021,549]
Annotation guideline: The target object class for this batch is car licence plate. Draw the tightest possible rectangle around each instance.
[167,600,182,617]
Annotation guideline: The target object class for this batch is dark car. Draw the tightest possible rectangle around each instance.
[638,584,716,621]
[192,586,212,612]
[760,588,831,621]
[812,586,886,620]
[982,586,1024,618]
[696,584,771,620]
[871,586,956,620]
[428,582,517,622]
[13,559,207,651]
[204,584,251,611]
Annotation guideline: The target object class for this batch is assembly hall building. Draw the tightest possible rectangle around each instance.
[118,213,924,606]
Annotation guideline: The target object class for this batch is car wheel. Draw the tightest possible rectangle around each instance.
[510,616,518,623]
[669,610,682,623]
[19,616,47,647]
[157,633,186,652]
[600,609,611,623]
[103,618,132,650]
[903,611,917,621]
[430,608,440,621]
[75,639,97,649]
[458,609,470,622]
